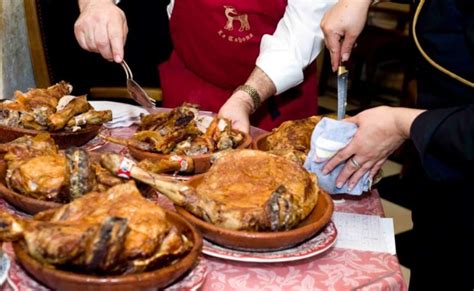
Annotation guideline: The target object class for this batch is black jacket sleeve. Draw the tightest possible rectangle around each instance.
[410,104,474,182]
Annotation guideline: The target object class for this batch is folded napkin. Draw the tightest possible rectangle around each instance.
[89,101,148,128]
[304,117,370,195]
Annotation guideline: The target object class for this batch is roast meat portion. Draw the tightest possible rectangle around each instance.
[264,116,321,165]
[105,103,244,158]
[0,182,193,274]
[0,81,112,131]
[101,150,319,231]
[0,134,124,202]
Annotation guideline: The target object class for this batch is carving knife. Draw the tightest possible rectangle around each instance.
[337,65,348,120]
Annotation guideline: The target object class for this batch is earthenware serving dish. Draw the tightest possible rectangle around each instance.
[0,124,102,149]
[13,210,203,291]
[175,175,334,251]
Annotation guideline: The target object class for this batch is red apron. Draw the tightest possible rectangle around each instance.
[159,0,318,130]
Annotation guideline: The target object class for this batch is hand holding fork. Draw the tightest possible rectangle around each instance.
[120,60,157,112]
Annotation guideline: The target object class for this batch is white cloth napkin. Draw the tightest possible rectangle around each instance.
[89,101,148,128]
[304,117,371,195]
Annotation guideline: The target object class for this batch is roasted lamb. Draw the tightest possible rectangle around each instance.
[0,182,193,274]
[264,116,321,165]
[0,81,112,131]
[101,150,319,231]
[105,103,244,157]
[0,134,124,202]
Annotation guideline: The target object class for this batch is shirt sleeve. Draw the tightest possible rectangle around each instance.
[167,0,174,18]
[410,104,474,181]
[256,0,337,95]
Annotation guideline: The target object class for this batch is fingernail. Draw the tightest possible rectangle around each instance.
[342,53,350,62]
[347,184,354,191]
[322,169,329,175]
[114,54,122,63]
[336,182,343,188]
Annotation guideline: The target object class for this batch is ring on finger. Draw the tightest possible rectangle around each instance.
[350,157,362,169]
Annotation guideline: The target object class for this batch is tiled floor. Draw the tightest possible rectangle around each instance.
[318,93,412,287]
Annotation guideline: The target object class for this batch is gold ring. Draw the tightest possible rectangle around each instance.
[350,157,361,169]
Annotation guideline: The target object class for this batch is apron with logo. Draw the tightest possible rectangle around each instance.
[159,0,318,130]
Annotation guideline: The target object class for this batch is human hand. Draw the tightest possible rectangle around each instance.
[218,91,254,134]
[320,0,371,71]
[322,106,418,191]
[75,0,128,62]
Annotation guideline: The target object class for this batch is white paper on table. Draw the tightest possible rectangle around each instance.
[332,212,396,255]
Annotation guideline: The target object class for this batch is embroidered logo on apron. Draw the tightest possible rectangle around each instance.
[218,6,253,43]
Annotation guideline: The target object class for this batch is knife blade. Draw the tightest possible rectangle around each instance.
[337,65,349,120]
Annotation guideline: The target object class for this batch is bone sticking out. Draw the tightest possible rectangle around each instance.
[101,136,154,152]
[100,153,193,206]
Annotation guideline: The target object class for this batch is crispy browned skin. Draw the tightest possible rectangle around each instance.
[263,116,321,165]
[266,116,321,153]
[1,134,67,201]
[13,80,72,111]
[193,150,319,231]
[8,154,68,201]
[0,182,192,274]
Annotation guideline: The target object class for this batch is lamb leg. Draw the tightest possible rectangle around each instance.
[101,135,154,152]
[100,154,198,208]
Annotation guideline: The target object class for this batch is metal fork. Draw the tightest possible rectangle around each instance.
[120,60,157,111]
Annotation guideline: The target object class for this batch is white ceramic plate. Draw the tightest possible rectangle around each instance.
[202,221,337,263]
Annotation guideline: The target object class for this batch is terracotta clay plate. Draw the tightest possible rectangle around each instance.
[0,159,62,214]
[128,130,253,174]
[175,175,334,251]
[252,132,272,151]
[0,124,103,149]
[13,210,203,291]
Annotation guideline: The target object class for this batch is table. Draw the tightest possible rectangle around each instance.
[0,125,407,291]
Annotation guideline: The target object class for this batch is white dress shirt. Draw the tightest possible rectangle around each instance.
[167,0,336,95]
